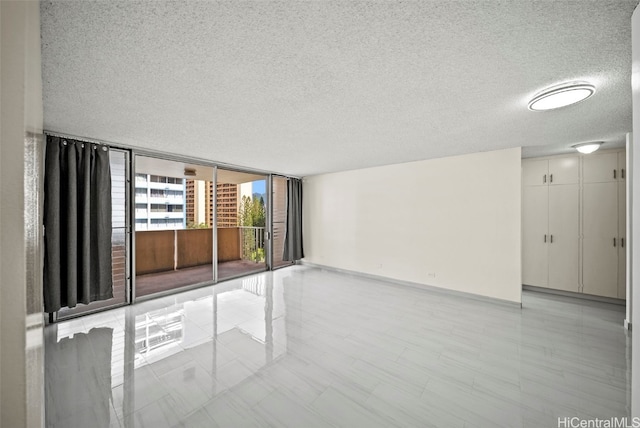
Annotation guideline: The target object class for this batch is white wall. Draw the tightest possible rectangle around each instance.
[631,4,640,419]
[626,133,633,328]
[0,1,44,427]
[303,147,522,303]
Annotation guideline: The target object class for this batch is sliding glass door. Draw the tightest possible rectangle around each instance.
[56,149,297,319]
[132,158,277,297]
[133,156,215,298]
[216,168,268,280]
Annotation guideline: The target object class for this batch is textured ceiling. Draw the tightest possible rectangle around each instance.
[41,0,639,177]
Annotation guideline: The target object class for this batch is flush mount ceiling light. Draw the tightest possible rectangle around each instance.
[572,142,603,154]
[528,82,596,111]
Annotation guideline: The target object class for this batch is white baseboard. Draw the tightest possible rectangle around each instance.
[299,261,522,309]
[522,284,626,306]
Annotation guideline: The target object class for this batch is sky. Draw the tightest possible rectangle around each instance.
[252,179,266,195]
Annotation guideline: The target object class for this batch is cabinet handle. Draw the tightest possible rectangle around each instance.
[622,169,625,179]
[550,235,553,243]
[543,174,546,184]
[544,234,547,243]
[550,174,553,183]
[621,238,625,248]
[614,169,617,179]
[613,237,617,247]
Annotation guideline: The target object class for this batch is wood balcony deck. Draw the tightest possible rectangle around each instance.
[135,260,267,297]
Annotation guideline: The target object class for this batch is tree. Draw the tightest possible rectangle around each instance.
[237,195,266,262]
[238,195,252,227]
[252,196,265,227]
[238,195,265,227]
[186,222,209,229]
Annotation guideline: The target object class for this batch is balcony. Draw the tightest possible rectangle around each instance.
[147,211,184,220]
[135,227,266,296]
[146,181,184,191]
[148,196,184,204]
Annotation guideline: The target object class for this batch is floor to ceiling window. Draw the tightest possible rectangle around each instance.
[216,168,268,280]
[50,142,299,319]
[134,156,215,298]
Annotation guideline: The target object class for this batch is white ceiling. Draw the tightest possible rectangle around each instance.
[41,0,638,177]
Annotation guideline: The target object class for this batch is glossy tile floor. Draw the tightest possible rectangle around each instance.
[45,266,631,428]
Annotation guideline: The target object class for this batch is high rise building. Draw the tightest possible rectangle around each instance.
[134,173,186,230]
[186,179,214,227]
[186,180,238,228]
[216,183,239,227]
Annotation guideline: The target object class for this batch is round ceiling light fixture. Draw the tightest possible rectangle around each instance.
[528,82,595,111]
[572,141,603,154]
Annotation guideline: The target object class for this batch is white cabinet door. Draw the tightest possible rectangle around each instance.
[522,186,548,287]
[548,157,579,185]
[522,159,548,186]
[548,185,579,292]
[618,152,627,182]
[583,182,618,298]
[618,180,626,299]
[583,152,618,183]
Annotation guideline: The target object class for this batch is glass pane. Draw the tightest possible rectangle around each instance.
[111,228,127,303]
[134,156,214,297]
[217,169,268,280]
[111,151,127,228]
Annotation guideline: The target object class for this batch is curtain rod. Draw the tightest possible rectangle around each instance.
[44,130,114,147]
[43,130,302,180]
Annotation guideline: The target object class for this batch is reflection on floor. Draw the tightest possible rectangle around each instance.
[45,266,631,428]
[218,259,267,280]
[136,260,266,297]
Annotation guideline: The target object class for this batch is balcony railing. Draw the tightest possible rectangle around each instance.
[148,196,184,204]
[147,181,184,191]
[135,226,266,275]
[147,211,184,219]
[239,226,265,262]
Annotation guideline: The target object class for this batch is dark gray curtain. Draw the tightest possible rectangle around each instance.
[283,178,304,261]
[43,136,113,313]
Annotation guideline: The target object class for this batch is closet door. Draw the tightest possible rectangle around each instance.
[522,186,548,287]
[582,182,618,298]
[522,159,548,186]
[583,152,618,183]
[548,157,579,185]
[548,185,579,292]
